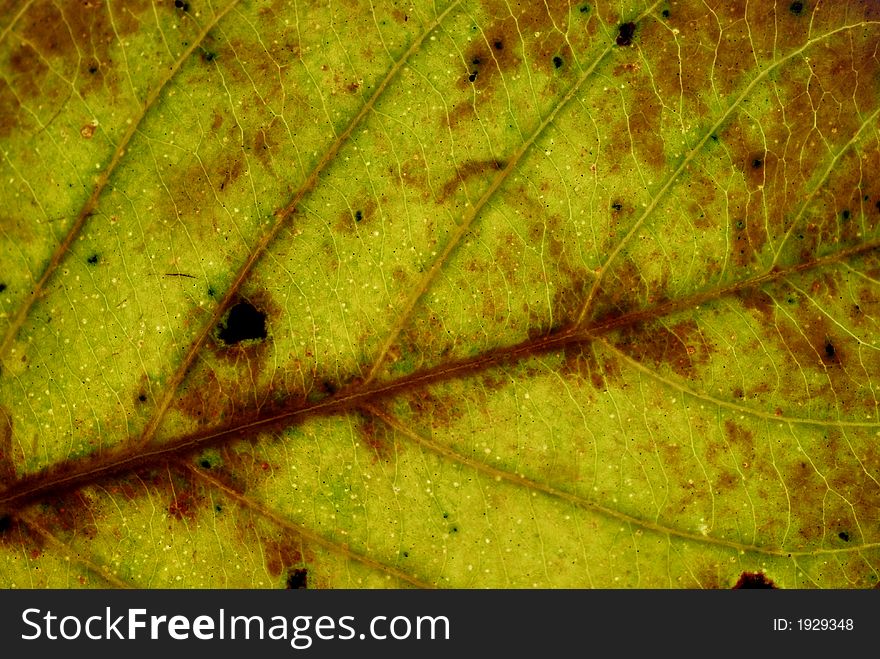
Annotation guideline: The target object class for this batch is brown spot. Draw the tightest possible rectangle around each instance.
[613,319,711,379]
[80,123,97,139]
[0,407,14,486]
[166,467,206,522]
[735,287,774,317]
[337,197,377,234]
[438,159,505,203]
[264,535,303,578]
[732,571,777,589]
[0,79,22,138]
[357,411,395,461]
[33,491,98,539]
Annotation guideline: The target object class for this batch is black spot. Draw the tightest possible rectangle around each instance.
[207,286,216,298]
[202,51,216,63]
[611,202,623,212]
[616,22,636,46]
[733,571,777,589]
[0,283,6,293]
[838,531,850,542]
[876,200,880,213]
[824,339,836,361]
[662,9,670,18]
[450,526,458,533]
[217,301,267,345]
[402,552,409,558]
[841,209,850,220]
[88,65,98,74]
[214,504,222,513]
[286,568,308,589]
[468,72,477,83]
[320,380,338,396]
[552,56,563,69]
[472,57,482,65]
[735,219,745,230]
[87,254,99,265]
[579,3,590,13]
[442,512,449,519]
[493,40,503,50]
[0,516,10,534]
[137,393,147,402]
[789,2,804,16]
[751,158,763,169]
[200,459,211,469]
[354,209,363,222]
[174,0,190,10]
[710,134,718,142]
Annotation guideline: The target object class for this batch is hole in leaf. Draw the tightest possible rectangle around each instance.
[354,209,363,222]
[841,209,850,220]
[200,459,211,469]
[616,22,636,46]
[751,158,763,169]
[0,283,6,293]
[789,1,804,15]
[286,568,308,589]
[468,72,477,83]
[611,202,623,212]
[579,4,590,14]
[137,393,147,402]
[216,302,267,345]
[87,254,99,265]
[733,571,777,588]
[552,55,563,68]
[0,515,10,534]
[662,8,670,17]
[174,0,190,10]
[493,40,503,50]
[838,531,850,542]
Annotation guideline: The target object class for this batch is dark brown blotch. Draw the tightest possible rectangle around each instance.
[286,568,308,589]
[732,571,777,588]
[616,22,637,46]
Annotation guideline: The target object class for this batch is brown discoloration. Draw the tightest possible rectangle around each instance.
[356,411,395,461]
[0,78,22,138]
[337,197,377,234]
[264,535,303,579]
[613,319,712,379]
[589,258,645,327]
[166,467,206,523]
[32,491,98,540]
[735,287,775,317]
[18,0,146,97]
[0,407,14,486]
[560,342,620,391]
[177,369,229,425]
[437,159,505,202]
[612,86,665,172]
[731,217,768,267]
[8,43,48,97]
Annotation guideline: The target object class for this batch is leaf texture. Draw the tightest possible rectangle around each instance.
[1,0,880,588]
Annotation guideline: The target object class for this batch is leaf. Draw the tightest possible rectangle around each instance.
[1,0,879,589]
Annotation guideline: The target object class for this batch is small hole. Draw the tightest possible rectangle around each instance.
[552,56,563,69]
[468,72,477,82]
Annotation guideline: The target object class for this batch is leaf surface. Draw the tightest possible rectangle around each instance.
[1,0,880,588]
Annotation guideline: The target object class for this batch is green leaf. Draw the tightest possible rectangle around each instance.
[1,0,879,589]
